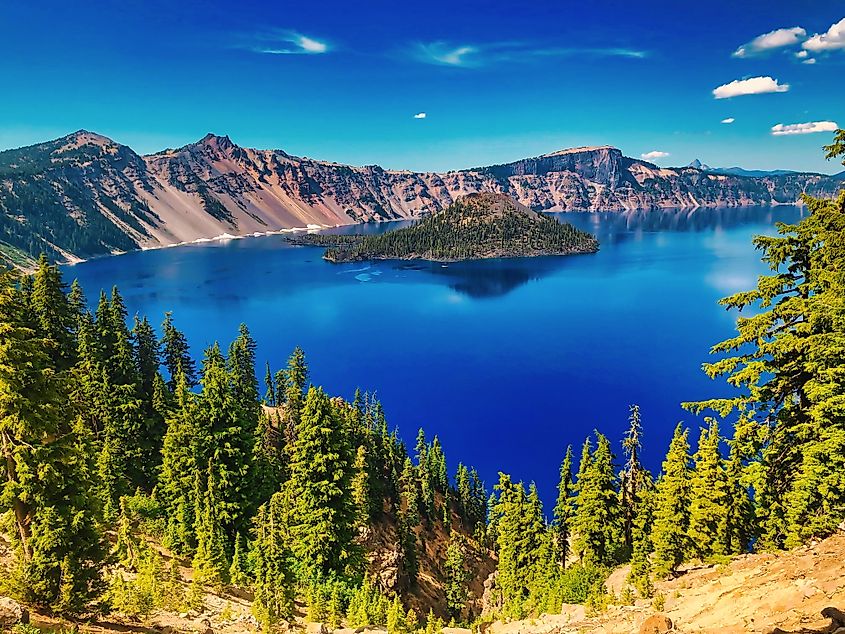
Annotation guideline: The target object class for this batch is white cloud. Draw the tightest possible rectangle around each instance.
[771,121,838,136]
[712,76,789,99]
[796,49,809,58]
[411,41,648,68]
[253,31,329,55]
[413,42,480,67]
[721,117,735,124]
[413,112,427,119]
[803,58,817,64]
[733,26,806,57]
[641,150,670,160]
[803,17,845,52]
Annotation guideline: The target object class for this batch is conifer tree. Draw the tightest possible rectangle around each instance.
[229,532,250,587]
[626,484,655,598]
[253,497,294,627]
[552,445,574,567]
[415,429,435,518]
[263,361,276,406]
[158,372,199,553]
[132,315,166,486]
[571,432,620,566]
[192,470,230,589]
[455,462,471,516]
[67,278,87,331]
[0,271,106,614]
[351,444,371,529]
[444,533,469,621]
[161,311,196,388]
[387,594,407,634]
[685,142,845,550]
[620,405,647,551]
[492,474,545,618]
[281,347,308,447]
[723,441,753,555]
[688,420,728,560]
[400,457,420,526]
[29,254,75,369]
[283,386,355,577]
[397,508,418,583]
[197,342,256,541]
[228,323,260,412]
[468,467,486,531]
[651,424,692,578]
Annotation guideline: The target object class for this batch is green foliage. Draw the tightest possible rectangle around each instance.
[0,270,106,615]
[552,445,575,567]
[688,420,728,560]
[191,471,230,589]
[283,386,356,577]
[107,544,168,619]
[229,532,251,587]
[387,594,407,634]
[346,576,391,627]
[651,425,692,578]
[572,432,622,566]
[444,532,470,621]
[252,498,294,627]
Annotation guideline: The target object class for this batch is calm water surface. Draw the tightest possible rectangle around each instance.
[65,205,805,505]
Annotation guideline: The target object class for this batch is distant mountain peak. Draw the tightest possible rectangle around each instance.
[687,159,712,171]
[196,132,236,150]
[62,129,118,148]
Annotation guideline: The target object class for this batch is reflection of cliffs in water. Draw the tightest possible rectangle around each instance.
[559,205,807,245]
[399,256,583,299]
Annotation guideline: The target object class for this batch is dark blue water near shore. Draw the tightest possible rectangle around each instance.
[65,205,805,508]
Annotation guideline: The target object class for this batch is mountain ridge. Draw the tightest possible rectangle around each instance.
[1,130,842,265]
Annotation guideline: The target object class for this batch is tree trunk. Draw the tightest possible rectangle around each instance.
[1,430,32,560]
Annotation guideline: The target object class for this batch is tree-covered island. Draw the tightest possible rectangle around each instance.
[286,193,599,262]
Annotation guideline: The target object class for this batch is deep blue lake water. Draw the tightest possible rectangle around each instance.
[64,205,805,508]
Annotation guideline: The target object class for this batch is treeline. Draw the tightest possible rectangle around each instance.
[289,193,599,262]
[0,257,487,626]
[481,411,751,618]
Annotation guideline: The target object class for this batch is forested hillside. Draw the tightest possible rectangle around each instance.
[0,135,844,633]
[288,193,599,262]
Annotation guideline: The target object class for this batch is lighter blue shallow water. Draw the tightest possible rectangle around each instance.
[65,205,805,507]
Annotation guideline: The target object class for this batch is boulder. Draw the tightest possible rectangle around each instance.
[306,622,329,634]
[0,597,29,628]
[823,607,845,628]
[639,613,673,634]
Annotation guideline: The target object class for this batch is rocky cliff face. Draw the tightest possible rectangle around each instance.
[0,131,840,263]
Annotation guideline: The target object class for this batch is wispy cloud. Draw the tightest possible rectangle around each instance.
[411,41,647,68]
[721,117,735,124]
[413,112,427,119]
[413,42,481,67]
[712,76,789,99]
[732,26,806,57]
[802,17,845,52]
[641,150,670,160]
[771,121,838,136]
[248,30,330,55]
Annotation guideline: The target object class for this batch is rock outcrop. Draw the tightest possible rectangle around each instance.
[1,131,841,264]
[0,596,29,628]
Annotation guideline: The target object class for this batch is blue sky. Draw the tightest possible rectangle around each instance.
[1,0,844,172]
